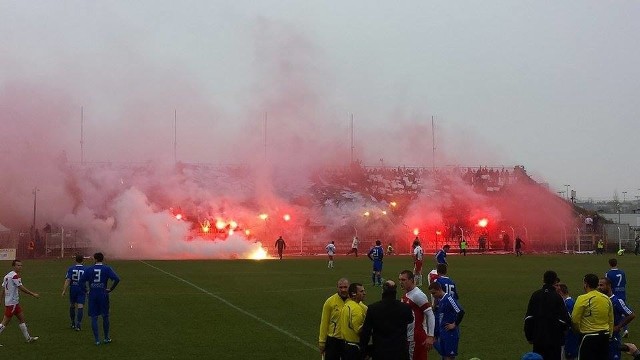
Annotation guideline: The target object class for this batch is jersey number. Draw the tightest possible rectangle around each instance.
[93,269,102,283]
[615,274,623,287]
[72,269,84,282]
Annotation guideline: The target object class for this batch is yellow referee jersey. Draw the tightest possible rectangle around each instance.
[337,299,367,343]
[571,289,614,334]
[319,293,347,346]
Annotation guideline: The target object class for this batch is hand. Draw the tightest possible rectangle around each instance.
[444,322,456,331]
[625,343,638,354]
[319,344,325,354]
[61,291,65,296]
[424,335,434,351]
[33,292,40,298]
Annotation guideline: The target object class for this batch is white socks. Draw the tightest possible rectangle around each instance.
[19,323,30,340]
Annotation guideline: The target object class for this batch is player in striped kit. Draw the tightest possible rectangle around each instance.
[413,240,424,287]
[0,260,40,344]
[399,270,435,359]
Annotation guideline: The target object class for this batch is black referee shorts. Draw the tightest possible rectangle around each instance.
[578,331,609,360]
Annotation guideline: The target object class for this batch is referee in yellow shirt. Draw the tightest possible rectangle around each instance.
[319,278,350,360]
[337,283,367,360]
[571,273,614,360]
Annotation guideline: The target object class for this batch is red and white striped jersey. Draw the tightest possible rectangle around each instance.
[2,271,22,306]
[402,287,435,342]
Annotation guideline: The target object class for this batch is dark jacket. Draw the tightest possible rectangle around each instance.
[360,293,413,360]
[524,284,571,347]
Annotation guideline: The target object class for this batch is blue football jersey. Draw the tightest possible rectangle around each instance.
[81,263,120,296]
[65,264,86,289]
[368,246,384,261]
[606,269,627,300]
[435,276,458,299]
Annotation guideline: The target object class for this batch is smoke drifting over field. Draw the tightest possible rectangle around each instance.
[0,19,574,259]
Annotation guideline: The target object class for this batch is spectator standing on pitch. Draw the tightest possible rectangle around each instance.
[347,236,359,257]
[459,238,467,256]
[412,239,424,287]
[571,273,613,360]
[62,254,87,330]
[386,243,394,256]
[435,244,450,265]
[429,281,465,360]
[399,270,435,360]
[337,283,367,360]
[0,260,39,344]
[80,252,120,345]
[274,236,286,260]
[325,241,336,269]
[368,240,384,287]
[515,236,525,256]
[319,278,350,360]
[524,270,570,360]
[557,283,579,360]
[598,277,636,360]
[634,236,640,256]
[360,280,412,360]
[596,239,605,255]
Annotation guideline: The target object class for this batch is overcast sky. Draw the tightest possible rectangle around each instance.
[1,1,638,200]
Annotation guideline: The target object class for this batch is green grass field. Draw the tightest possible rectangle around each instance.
[2,252,638,359]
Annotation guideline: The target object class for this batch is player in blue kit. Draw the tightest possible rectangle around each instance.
[435,244,450,266]
[434,263,459,307]
[368,240,384,287]
[605,258,626,300]
[429,282,465,360]
[81,252,120,345]
[61,254,87,330]
[598,277,635,360]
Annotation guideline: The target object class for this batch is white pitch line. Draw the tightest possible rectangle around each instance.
[140,261,317,351]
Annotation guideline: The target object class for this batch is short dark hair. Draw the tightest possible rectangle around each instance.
[75,254,84,263]
[436,263,448,275]
[400,269,414,280]
[348,283,362,298]
[609,258,617,267]
[557,283,569,295]
[583,273,599,289]
[443,244,450,249]
[94,252,104,262]
[428,282,442,291]
[543,270,559,285]
[375,240,381,246]
[11,259,21,266]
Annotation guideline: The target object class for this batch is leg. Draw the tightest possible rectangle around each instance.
[91,316,100,343]
[76,303,84,329]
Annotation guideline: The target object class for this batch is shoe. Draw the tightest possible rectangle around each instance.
[103,338,112,344]
[71,324,76,329]
[623,329,629,338]
[27,336,39,343]
[75,326,81,331]
[95,341,101,346]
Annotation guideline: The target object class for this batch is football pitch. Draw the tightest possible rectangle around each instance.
[3,253,639,359]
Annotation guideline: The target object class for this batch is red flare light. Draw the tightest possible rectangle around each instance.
[259,213,268,221]
[283,214,291,221]
[215,219,226,230]
[413,228,419,236]
[175,214,183,220]
[478,218,489,228]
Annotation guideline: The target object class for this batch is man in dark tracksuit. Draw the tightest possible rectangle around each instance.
[524,270,571,360]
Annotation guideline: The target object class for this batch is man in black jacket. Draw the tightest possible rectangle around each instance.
[360,280,413,360]
[524,270,571,360]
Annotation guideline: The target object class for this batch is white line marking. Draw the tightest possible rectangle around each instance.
[140,261,317,351]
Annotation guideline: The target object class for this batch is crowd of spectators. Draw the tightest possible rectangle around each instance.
[315,163,533,203]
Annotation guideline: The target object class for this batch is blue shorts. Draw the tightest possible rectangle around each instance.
[564,331,579,358]
[372,260,383,272]
[608,335,622,360]
[69,287,86,305]
[88,293,110,317]
[435,329,459,357]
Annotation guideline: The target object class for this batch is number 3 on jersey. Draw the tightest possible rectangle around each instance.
[93,269,102,282]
